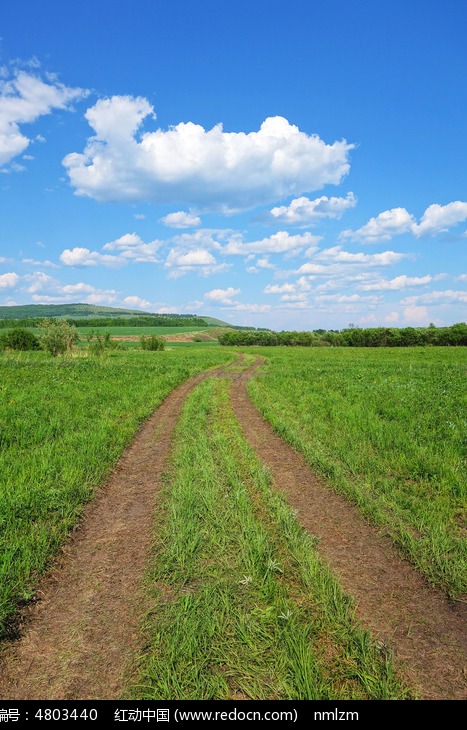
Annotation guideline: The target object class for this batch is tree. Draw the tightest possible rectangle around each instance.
[38,319,79,356]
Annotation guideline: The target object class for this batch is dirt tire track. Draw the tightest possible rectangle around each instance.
[230,360,467,700]
[0,364,232,701]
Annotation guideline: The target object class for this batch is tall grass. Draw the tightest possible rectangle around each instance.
[0,348,231,637]
[133,378,410,700]
[246,347,466,597]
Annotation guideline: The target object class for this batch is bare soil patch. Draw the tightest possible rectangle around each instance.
[230,360,466,700]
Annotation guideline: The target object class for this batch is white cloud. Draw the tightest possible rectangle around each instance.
[413,201,467,236]
[166,247,216,267]
[59,246,123,267]
[403,305,429,324]
[102,233,162,262]
[63,97,353,209]
[228,303,271,312]
[317,246,407,266]
[0,272,19,288]
[22,257,60,268]
[225,231,320,256]
[341,200,467,243]
[30,280,118,305]
[270,192,356,225]
[25,271,55,292]
[359,274,432,291]
[161,210,201,228]
[401,290,467,305]
[315,293,379,304]
[204,287,240,305]
[0,70,87,166]
[164,246,228,278]
[123,295,152,309]
[340,207,415,243]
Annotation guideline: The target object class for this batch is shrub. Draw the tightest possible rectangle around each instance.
[1,328,41,351]
[38,319,79,357]
[140,334,165,351]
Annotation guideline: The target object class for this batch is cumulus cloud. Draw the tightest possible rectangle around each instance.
[270,192,356,225]
[63,97,353,209]
[59,246,123,267]
[0,70,87,166]
[161,210,202,228]
[123,295,152,309]
[59,234,162,267]
[224,231,320,256]
[204,287,240,305]
[166,248,216,267]
[413,201,467,236]
[0,272,19,288]
[341,200,467,243]
[102,233,162,262]
[164,247,228,278]
[359,274,432,291]
[340,207,415,243]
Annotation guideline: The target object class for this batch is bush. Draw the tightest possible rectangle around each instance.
[140,335,165,351]
[86,331,125,356]
[38,319,79,357]
[0,328,41,351]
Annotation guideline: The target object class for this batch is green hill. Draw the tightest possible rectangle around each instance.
[0,303,161,320]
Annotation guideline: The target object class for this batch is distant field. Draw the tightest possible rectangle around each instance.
[76,325,209,337]
[246,346,466,597]
[0,348,232,638]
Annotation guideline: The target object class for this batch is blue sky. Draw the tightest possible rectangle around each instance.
[1,0,466,328]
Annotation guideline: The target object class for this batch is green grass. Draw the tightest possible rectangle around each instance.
[0,347,232,638]
[132,378,410,700]
[76,326,210,337]
[244,346,466,597]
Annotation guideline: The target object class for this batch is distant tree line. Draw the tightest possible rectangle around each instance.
[218,323,467,347]
[0,315,209,329]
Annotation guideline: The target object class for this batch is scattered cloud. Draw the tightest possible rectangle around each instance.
[340,200,467,243]
[0,70,87,167]
[22,257,60,268]
[164,246,228,278]
[63,97,353,209]
[59,246,123,268]
[161,210,201,228]
[102,232,162,262]
[401,289,467,305]
[204,287,240,305]
[224,231,320,256]
[413,201,467,236]
[123,295,152,309]
[0,272,19,288]
[269,192,356,225]
[340,207,415,243]
[359,274,432,291]
[403,305,429,324]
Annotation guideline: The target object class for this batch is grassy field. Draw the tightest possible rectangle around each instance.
[133,377,410,700]
[0,348,232,638]
[246,347,466,597]
[76,325,212,337]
